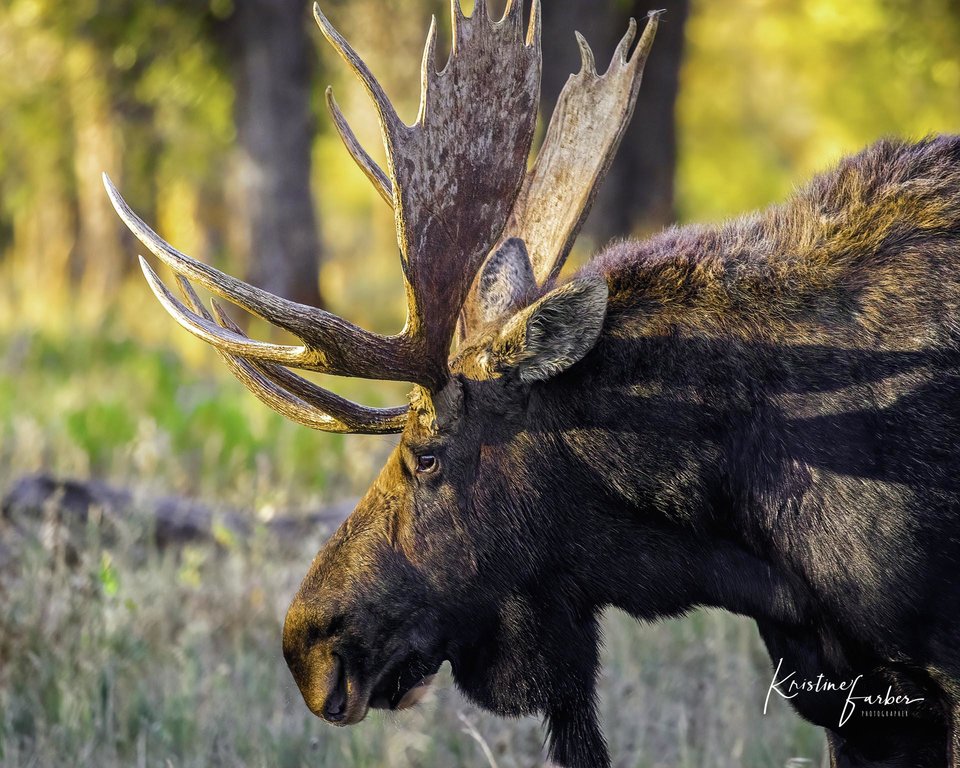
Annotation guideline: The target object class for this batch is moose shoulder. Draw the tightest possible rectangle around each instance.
[104,1,960,766]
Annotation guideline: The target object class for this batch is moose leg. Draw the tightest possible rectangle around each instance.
[545,704,609,768]
[533,597,609,768]
[825,731,849,768]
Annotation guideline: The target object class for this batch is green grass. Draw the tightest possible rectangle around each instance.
[0,321,402,505]
[0,316,825,767]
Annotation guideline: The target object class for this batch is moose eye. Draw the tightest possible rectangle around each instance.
[415,455,439,475]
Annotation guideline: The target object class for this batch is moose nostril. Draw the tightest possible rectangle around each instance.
[324,689,346,721]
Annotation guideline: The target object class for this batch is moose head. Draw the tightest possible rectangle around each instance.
[104,2,661,765]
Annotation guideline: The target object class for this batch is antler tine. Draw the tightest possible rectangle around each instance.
[174,275,406,433]
[575,31,597,76]
[313,4,404,145]
[105,174,431,383]
[484,11,661,292]
[205,296,408,434]
[449,0,465,52]
[526,0,541,48]
[105,173,325,339]
[326,87,392,206]
[476,0,492,25]
[416,15,439,125]
[499,0,523,35]
[613,15,640,65]
[140,256,309,366]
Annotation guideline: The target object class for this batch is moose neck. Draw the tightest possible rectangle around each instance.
[532,233,821,632]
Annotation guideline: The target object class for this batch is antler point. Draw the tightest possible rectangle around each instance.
[611,17,641,68]
[102,172,125,211]
[210,298,233,327]
[525,0,542,48]
[574,30,597,75]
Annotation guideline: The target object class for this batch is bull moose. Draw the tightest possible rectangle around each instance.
[103,1,960,766]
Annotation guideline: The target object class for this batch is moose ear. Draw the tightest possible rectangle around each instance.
[470,238,537,328]
[494,275,608,383]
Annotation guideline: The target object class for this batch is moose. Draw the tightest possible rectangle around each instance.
[103,1,960,766]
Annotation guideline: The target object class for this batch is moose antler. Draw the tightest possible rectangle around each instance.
[175,274,407,434]
[105,0,542,433]
[511,11,661,286]
[460,10,661,339]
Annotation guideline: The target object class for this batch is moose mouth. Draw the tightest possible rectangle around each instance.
[369,650,440,711]
[327,649,442,726]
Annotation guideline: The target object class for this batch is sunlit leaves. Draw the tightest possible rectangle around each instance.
[677,0,960,222]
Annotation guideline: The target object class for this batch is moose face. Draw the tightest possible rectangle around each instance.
[282,265,610,725]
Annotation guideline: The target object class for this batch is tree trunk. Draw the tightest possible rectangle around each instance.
[222,0,324,308]
[541,0,688,244]
[66,40,124,299]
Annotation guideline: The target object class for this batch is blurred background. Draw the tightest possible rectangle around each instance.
[0,0,957,766]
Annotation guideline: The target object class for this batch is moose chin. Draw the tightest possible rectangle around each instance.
[105,1,960,766]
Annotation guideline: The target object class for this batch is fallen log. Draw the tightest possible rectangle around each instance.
[1,473,354,553]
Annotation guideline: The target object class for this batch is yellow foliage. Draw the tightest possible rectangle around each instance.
[678,0,960,221]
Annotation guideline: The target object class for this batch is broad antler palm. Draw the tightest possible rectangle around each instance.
[104,0,660,434]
